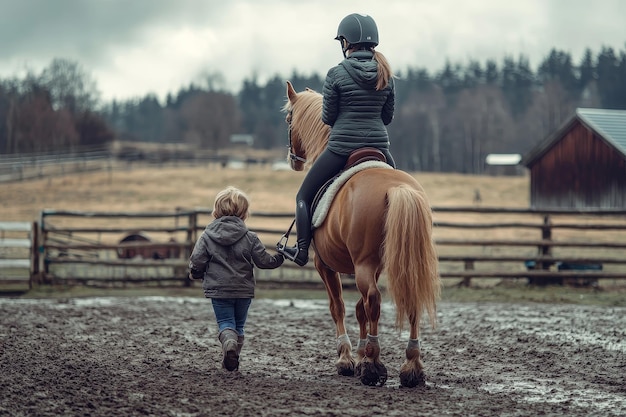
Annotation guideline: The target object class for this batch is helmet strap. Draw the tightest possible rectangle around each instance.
[340,38,350,58]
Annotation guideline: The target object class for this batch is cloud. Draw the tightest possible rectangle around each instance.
[0,0,624,102]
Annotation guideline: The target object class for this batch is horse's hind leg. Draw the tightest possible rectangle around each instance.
[354,264,387,386]
[399,314,426,388]
[316,259,355,376]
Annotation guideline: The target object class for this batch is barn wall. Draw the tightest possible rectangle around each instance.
[529,121,626,210]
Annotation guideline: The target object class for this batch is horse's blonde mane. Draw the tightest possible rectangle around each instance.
[284,88,330,167]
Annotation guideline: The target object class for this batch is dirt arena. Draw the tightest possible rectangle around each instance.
[1,295,624,417]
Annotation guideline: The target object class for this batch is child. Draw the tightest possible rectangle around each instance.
[189,186,284,371]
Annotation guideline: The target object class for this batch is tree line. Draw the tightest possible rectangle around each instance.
[1,44,625,173]
[0,59,114,154]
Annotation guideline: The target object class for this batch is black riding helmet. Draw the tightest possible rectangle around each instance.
[335,13,379,56]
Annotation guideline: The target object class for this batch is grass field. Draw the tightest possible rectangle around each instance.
[0,160,530,221]
[2,162,625,305]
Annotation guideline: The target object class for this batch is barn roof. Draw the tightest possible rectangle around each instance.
[522,108,626,167]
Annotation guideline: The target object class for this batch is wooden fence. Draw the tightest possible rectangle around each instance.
[0,145,113,183]
[0,221,37,288]
[13,207,626,288]
[432,207,626,285]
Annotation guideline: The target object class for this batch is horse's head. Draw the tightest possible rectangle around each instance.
[284,81,330,171]
[284,81,307,171]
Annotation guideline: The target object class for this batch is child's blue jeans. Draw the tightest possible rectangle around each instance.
[211,298,252,335]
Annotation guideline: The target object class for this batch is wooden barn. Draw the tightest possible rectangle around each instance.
[521,108,626,211]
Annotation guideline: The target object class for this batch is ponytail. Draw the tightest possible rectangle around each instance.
[373,50,393,91]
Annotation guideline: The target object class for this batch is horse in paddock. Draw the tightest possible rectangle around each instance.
[281,81,440,387]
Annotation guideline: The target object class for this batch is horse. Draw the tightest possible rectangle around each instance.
[281,81,440,387]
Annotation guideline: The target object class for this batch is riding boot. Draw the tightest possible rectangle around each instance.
[237,335,244,355]
[218,329,239,371]
[278,200,311,266]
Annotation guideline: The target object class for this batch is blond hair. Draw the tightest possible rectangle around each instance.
[212,186,250,220]
[346,43,394,91]
[373,50,393,91]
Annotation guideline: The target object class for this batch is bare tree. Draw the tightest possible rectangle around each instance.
[391,86,445,171]
[179,91,241,150]
[517,79,579,154]
[39,58,100,114]
[14,92,78,152]
[455,84,513,174]
[197,70,227,92]
[0,81,19,153]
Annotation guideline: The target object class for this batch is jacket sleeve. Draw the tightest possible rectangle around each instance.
[188,233,212,279]
[248,232,284,269]
[381,79,395,125]
[322,67,340,127]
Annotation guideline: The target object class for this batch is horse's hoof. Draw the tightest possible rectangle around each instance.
[336,358,355,376]
[399,369,426,388]
[337,365,355,376]
[357,361,387,386]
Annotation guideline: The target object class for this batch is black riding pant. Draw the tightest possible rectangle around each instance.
[294,148,396,244]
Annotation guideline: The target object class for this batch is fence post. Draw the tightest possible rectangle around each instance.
[529,214,558,286]
[182,211,198,287]
[461,258,474,287]
[187,211,197,254]
[540,215,552,269]
[30,221,38,287]
[38,211,50,284]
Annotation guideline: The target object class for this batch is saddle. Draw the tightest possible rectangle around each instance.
[311,148,390,228]
[345,147,386,168]
[278,148,390,249]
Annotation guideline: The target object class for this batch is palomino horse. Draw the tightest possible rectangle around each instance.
[281,81,440,387]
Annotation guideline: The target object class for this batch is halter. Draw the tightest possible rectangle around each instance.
[287,110,307,164]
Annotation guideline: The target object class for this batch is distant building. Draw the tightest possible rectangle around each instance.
[229,134,254,147]
[521,108,626,211]
[484,153,523,176]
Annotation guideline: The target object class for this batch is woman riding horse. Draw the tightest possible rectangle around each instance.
[277,13,396,266]
[278,80,440,387]
[275,16,440,387]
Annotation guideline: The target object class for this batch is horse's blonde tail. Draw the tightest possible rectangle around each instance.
[383,184,440,330]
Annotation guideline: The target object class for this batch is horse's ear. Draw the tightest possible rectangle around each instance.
[286,80,297,103]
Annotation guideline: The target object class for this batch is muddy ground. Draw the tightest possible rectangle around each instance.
[1,296,624,417]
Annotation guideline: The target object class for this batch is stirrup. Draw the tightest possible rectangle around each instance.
[277,244,308,266]
[277,244,298,261]
[276,219,298,255]
[276,235,289,253]
[276,218,296,252]
[276,218,308,266]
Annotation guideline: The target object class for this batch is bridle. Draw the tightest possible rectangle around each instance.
[287,109,306,164]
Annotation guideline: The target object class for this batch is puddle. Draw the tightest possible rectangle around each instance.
[482,379,626,411]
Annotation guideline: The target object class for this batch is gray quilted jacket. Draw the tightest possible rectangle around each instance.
[188,216,283,298]
[322,50,395,155]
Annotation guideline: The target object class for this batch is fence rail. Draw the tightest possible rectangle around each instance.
[0,221,36,288]
[23,206,626,288]
[0,146,113,183]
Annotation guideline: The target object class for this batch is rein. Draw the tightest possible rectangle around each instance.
[287,110,307,164]
[277,109,305,253]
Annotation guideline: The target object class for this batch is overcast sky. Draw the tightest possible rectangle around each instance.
[1,0,625,102]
